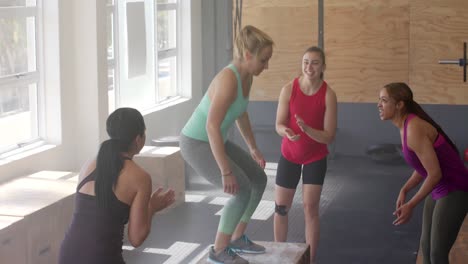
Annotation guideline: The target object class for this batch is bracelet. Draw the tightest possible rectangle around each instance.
[222,171,232,177]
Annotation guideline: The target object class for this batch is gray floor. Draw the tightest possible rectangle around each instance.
[123,155,423,264]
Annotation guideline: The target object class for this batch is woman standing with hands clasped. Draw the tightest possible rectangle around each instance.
[274,46,337,264]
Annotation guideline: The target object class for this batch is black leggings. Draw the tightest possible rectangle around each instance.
[420,191,468,264]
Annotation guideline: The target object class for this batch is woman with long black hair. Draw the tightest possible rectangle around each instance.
[59,107,175,264]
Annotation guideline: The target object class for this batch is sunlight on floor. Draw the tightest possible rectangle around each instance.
[185,194,207,203]
[124,242,200,264]
[27,170,75,180]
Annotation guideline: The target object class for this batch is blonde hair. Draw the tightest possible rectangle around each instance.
[233,25,274,60]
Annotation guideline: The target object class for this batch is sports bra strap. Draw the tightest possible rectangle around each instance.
[76,171,96,191]
[76,156,132,191]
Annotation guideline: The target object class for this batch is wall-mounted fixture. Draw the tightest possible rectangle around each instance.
[438,42,467,82]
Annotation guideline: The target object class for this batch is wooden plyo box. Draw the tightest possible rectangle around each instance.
[196,242,310,264]
[0,216,27,264]
[134,146,185,207]
[0,176,76,264]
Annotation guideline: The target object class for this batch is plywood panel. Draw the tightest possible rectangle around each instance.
[409,0,468,105]
[325,0,410,103]
[237,1,318,101]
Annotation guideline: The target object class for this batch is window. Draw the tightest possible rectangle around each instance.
[0,0,41,154]
[107,0,181,113]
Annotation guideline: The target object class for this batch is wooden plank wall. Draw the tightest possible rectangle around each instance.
[324,0,410,103]
[239,0,468,104]
[409,0,468,104]
[238,0,318,101]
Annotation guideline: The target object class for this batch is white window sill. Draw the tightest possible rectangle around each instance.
[141,96,191,116]
[0,141,57,166]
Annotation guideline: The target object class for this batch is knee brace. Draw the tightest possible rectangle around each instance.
[275,203,288,216]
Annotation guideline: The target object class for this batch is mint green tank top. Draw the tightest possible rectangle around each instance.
[181,64,249,142]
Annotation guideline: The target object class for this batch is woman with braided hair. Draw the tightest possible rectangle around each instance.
[378,83,468,264]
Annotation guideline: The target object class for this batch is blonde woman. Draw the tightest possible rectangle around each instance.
[180,25,274,264]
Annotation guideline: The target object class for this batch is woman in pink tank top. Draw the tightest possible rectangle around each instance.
[378,82,468,264]
[274,46,337,264]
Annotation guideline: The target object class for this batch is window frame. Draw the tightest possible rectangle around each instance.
[107,0,183,113]
[155,2,180,103]
[0,2,44,155]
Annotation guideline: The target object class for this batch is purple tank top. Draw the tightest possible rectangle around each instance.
[402,114,468,199]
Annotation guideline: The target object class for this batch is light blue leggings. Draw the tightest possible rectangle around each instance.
[180,134,267,234]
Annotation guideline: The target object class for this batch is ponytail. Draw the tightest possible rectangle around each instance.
[95,107,146,210]
[95,139,126,209]
[408,100,459,154]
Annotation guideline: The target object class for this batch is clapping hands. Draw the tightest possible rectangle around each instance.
[150,187,175,213]
[295,114,309,133]
[284,128,300,141]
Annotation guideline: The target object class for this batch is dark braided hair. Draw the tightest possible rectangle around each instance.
[384,82,458,153]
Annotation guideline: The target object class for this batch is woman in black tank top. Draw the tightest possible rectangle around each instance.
[59,108,175,264]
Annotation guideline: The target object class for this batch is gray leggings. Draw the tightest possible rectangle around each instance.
[420,191,468,264]
[179,134,267,234]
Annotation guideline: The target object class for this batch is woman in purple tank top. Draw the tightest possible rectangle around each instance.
[378,82,468,264]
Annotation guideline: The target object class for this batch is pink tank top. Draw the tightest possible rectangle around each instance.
[281,78,329,164]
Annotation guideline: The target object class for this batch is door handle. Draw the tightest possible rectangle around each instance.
[438,42,467,82]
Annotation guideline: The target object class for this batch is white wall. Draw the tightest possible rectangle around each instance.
[201,0,233,94]
[0,0,204,183]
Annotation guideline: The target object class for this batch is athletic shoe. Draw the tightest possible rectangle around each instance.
[207,246,249,264]
[229,235,266,254]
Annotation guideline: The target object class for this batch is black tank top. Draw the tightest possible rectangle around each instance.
[59,162,131,264]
